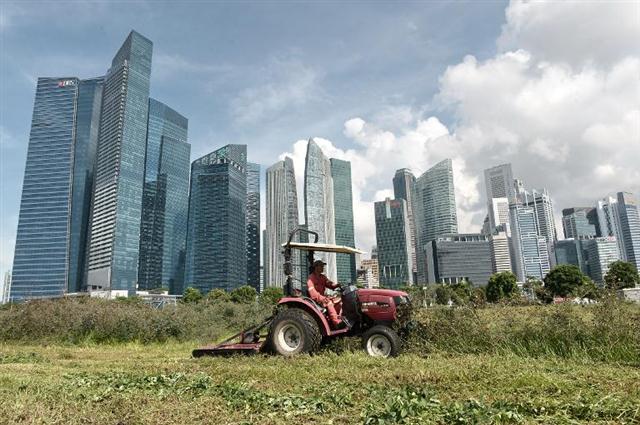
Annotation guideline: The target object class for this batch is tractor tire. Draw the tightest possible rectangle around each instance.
[362,325,400,358]
[267,308,322,356]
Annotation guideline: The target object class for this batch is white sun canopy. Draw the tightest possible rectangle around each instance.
[282,242,366,255]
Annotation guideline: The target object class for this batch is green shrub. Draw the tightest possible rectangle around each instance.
[230,285,257,304]
[486,272,519,302]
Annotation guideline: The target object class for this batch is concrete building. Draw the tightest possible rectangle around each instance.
[374,198,413,288]
[1,271,11,304]
[596,196,625,257]
[510,203,551,281]
[489,230,512,273]
[414,159,458,283]
[359,258,380,288]
[246,163,261,290]
[426,233,493,286]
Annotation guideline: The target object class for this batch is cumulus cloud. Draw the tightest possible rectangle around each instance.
[277,0,640,255]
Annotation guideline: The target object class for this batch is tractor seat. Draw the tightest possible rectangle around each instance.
[303,297,326,314]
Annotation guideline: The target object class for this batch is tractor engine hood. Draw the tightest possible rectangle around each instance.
[357,288,408,298]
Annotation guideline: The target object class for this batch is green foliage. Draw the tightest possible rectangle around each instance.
[205,288,230,302]
[486,271,519,302]
[605,260,640,290]
[259,287,284,305]
[229,285,257,304]
[543,264,593,298]
[182,287,203,304]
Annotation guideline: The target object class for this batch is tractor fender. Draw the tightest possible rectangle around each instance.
[277,297,332,336]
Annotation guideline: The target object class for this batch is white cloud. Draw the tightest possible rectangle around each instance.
[231,56,325,125]
[277,0,640,257]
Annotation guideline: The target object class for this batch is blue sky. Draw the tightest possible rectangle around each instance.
[2,1,639,278]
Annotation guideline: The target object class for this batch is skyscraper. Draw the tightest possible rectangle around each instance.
[11,76,103,301]
[562,207,598,239]
[426,234,493,286]
[265,158,299,288]
[374,198,413,288]
[137,98,189,294]
[184,145,247,293]
[616,192,640,272]
[582,237,621,285]
[489,230,513,273]
[509,203,550,281]
[596,196,626,259]
[484,164,515,230]
[246,163,261,290]
[87,31,153,294]
[414,159,458,283]
[489,197,511,235]
[331,158,356,284]
[393,168,418,283]
[516,185,557,246]
[304,139,336,281]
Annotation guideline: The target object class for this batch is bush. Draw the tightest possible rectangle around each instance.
[544,265,593,298]
[605,261,640,290]
[259,287,284,305]
[230,286,257,304]
[486,272,519,302]
[182,287,203,304]
[206,288,230,303]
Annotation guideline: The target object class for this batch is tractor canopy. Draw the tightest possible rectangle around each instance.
[281,241,366,255]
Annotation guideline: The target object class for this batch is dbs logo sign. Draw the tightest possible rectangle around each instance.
[57,80,76,88]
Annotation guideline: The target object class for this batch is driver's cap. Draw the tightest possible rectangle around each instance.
[313,259,327,267]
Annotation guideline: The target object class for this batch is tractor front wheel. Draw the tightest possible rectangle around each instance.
[362,325,400,358]
[267,308,321,356]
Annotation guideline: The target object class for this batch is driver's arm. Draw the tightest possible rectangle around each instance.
[324,275,339,290]
[308,277,329,304]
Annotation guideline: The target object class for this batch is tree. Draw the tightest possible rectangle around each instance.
[434,284,454,305]
[486,271,519,303]
[206,288,230,302]
[259,287,284,305]
[543,264,592,297]
[230,285,257,304]
[182,287,203,303]
[604,261,640,290]
[450,280,473,305]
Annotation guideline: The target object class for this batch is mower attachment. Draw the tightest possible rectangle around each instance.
[192,316,273,357]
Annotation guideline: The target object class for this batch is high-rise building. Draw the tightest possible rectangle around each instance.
[374,198,413,288]
[87,31,153,294]
[596,196,626,260]
[331,158,356,284]
[554,239,585,271]
[484,163,515,202]
[184,145,247,293]
[562,207,598,239]
[1,271,11,304]
[582,237,620,285]
[246,162,261,290]
[359,258,380,288]
[426,233,493,286]
[489,230,512,273]
[414,159,458,283]
[516,185,557,246]
[137,99,189,294]
[489,198,511,235]
[616,192,640,272]
[510,203,550,281]
[11,76,103,301]
[304,139,336,280]
[393,168,418,283]
[265,157,299,288]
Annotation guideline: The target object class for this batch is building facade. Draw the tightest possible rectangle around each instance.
[374,198,413,288]
[11,76,103,300]
[489,230,512,273]
[87,31,153,294]
[246,162,261,290]
[616,192,640,272]
[358,258,380,288]
[426,233,493,286]
[304,139,337,280]
[562,207,598,239]
[184,145,247,293]
[414,159,458,283]
[393,168,418,283]
[582,237,621,285]
[265,158,299,288]
[137,98,190,294]
[331,158,357,284]
[510,203,550,281]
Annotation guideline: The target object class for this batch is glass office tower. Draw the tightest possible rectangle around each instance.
[184,145,247,293]
[616,192,640,272]
[375,198,413,288]
[138,98,189,293]
[11,76,103,301]
[87,31,153,294]
[426,234,492,286]
[246,162,261,290]
[414,159,458,283]
[331,158,357,284]
[393,168,417,283]
[509,203,550,281]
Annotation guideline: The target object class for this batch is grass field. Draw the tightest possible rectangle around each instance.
[1,342,639,424]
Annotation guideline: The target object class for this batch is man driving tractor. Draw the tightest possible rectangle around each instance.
[307,259,346,328]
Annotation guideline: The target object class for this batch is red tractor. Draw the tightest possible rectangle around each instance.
[193,229,412,358]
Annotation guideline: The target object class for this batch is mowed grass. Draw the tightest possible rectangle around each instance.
[1,342,639,424]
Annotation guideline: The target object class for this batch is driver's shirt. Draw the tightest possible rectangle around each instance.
[307,273,337,302]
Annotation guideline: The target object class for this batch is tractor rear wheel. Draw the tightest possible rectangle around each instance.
[267,308,321,356]
[362,325,400,358]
